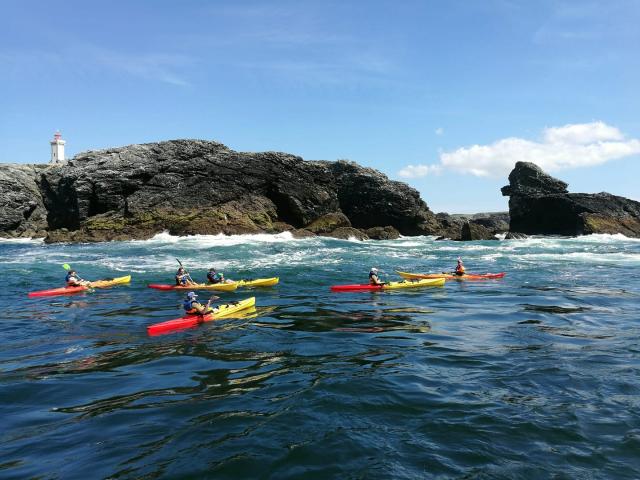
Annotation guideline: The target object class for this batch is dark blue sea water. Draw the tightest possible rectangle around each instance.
[1,232,639,479]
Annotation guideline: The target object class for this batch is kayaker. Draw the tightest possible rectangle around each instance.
[369,267,385,286]
[175,267,195,286]
[206,268,225,284]
[65,269,90,287]
[454,258,466,276]
[183,292,214,315]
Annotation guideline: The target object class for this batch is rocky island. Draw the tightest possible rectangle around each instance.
[502,161,640,238]
[2,140,452,242]
[2,140,638,242]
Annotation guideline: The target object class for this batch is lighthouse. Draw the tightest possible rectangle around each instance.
[50,131,66,164]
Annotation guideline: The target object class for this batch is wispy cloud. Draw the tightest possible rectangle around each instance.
[398,164,443,179]
[435,127,444,136]
[0,45,194,87]
[80,46,194,87]
[398,121,640,179]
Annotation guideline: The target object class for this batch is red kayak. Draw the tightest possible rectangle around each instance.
[28,286,89,298]
[147,297,256,336]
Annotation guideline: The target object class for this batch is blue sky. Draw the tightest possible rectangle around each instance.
[1,0,639,212]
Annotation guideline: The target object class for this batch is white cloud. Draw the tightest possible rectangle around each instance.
[542,121,623,144]
[435,127,444,136]
[398,164,443,178]
[398,122,640,179]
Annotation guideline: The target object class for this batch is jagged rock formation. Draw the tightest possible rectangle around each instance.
[458,222,495,241]
[502,161,640,237]
[434,212,508,240]
[0,164,49,237]
[1,139,446,242]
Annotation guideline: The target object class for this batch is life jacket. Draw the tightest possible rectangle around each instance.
[208,272,222,284]
[369,271,379,285]
[455,265,465,275]
[66,273,78,285]
[176,273,187,285]
[183,299,199,314]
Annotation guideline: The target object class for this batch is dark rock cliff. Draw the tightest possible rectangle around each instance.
[1,139,445,242]
[0,164,49,237]
[502,161,640,237]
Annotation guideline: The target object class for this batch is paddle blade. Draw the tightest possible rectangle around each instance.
[62,263,71,270]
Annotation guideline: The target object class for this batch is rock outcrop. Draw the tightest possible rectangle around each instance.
[458,222,495,241]
[502,161,640,237]
[0,164,49,238]
[1,139,446,242]
[434,212,507,240]
[364,226,400,240]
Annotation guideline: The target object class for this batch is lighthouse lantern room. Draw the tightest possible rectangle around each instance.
[50,131,66,164]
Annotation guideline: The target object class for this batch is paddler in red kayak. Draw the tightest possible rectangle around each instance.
[183,292,214,315]
[65,269,90,287]
[369,267,385,286]
[454,258,466,276]
[175,267,195,286]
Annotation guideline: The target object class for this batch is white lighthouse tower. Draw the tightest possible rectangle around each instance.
[50,131,66,164]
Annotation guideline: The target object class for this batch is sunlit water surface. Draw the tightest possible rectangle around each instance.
[1,233,639,479]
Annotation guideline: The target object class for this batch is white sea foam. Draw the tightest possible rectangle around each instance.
[0,237,45,244]
[515,251,640,264]
[126,230,313,248]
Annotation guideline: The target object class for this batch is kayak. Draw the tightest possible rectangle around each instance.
[331,278,445,292]
[28,275,132,298]
[147,297,256,335]
[396,271,506,281]
[147,282,238,292]
[235,277,279,288]
[28,285,89,297]
[89,275,132,288]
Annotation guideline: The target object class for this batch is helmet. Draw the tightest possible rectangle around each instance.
[370,267,378,273]
[187,292,197,299]
[209,267,216,272]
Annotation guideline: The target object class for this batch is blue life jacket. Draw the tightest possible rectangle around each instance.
[183,299,198,313]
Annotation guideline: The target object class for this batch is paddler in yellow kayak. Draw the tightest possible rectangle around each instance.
[176,267,196,286]
[65,269,91,287]
[183,292,214,315]
[206,267,233,284]
[369,267,385,286]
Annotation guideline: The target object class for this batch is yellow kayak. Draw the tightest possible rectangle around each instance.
[89,275,132,288]
[235,277,279,288]
[331,278,445,292]
[396,271,506,281]
[148,282,238,292]
[148,297,256,335]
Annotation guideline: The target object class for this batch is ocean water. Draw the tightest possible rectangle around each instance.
[1,233,639,479]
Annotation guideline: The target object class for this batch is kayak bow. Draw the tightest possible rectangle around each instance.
[235,277,279,288]
[147,297,256,335]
